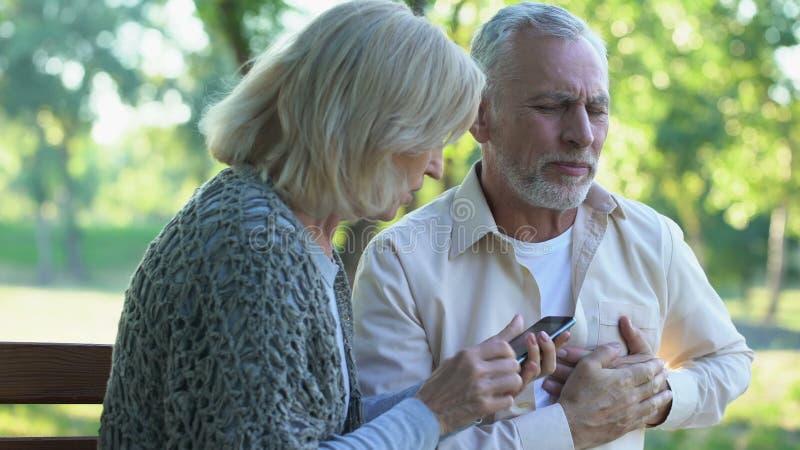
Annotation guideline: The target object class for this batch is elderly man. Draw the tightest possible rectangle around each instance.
[351,2,753,449]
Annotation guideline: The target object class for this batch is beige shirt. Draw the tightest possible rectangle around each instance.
[352,163,753,450]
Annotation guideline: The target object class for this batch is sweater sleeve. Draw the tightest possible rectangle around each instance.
[361,382,422,421]
[320,397,439,449]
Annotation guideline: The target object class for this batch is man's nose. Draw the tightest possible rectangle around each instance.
[561,107,594,149]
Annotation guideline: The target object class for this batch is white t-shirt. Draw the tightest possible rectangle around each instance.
[308,246,350,424]
[509,227,573,408]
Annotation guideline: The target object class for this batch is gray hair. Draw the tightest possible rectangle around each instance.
[471,2,607,97]
[199,0,484,220]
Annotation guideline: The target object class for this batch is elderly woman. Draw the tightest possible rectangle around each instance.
[99,1,559,448]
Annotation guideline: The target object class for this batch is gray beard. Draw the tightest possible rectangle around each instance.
[495,153,597,210]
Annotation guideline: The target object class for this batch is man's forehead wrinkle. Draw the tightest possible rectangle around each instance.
[525,92,574,102]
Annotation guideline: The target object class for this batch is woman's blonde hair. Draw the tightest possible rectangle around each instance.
[200,0,484,220]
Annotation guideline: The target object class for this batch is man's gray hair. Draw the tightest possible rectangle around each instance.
[471,2,607,95]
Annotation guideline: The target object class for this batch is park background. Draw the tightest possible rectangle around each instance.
[0,0,798,448]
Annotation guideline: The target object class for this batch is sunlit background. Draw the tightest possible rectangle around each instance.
[0,0,798,447]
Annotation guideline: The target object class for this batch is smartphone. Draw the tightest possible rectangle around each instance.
[509,316,576,363]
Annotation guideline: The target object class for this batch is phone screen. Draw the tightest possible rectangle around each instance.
[509,316,576,362]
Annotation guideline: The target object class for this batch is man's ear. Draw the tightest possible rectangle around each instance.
[469,97,491,144]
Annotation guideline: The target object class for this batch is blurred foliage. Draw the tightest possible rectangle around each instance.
[0,0,798,291]
[193,0,288,67]
[0,0,154,279]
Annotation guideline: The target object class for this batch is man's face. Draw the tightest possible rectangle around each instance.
[479,30,609,211]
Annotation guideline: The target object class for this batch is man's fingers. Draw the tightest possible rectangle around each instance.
[650,370,668,395]
[609,353,659,369]
[553,331,571,349]
[557,345,591,366]
[622,368,669,409]
[637,387,673,426]
[542,377,563,398]
[583,342,623,368]
[549,362,573,382]
[625,358,666,389]
[619,316,653,355]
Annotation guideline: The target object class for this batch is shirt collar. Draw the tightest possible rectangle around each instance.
[449,162,501,258]
[584,181,626,219]
[448,161,626,258]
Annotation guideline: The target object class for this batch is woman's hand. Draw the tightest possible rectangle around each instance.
[415,315,565,435]
[517,324,570,386]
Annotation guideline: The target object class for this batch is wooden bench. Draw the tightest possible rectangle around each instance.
[0,342,113,450]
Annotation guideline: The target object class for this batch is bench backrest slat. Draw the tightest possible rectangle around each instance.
[0,342,112,404]
[0,437,99,450]
[0,342,112,450]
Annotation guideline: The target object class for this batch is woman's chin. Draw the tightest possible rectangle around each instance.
[369,194,412,222]
[369,200,405,222]
[373,206,400,222]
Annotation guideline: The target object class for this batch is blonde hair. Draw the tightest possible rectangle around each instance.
[200,0,484,220]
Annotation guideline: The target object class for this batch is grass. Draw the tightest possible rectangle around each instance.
[646,422,800,450]
[724,351,800,430]
[0,405,102,437]
[0,285,122,343]
[0,221,160,289]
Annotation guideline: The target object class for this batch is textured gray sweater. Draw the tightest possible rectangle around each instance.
[100,166,366,448]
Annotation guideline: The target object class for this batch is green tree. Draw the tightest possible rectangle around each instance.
[0,0,232,282]
[0,0,147,281]
[193,0,288,69]
[687,0,799,321]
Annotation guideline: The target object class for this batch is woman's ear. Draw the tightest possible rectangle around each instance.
[469,97,491,144]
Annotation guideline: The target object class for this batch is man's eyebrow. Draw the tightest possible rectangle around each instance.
[525,93,610,105]
[589,94,610,106]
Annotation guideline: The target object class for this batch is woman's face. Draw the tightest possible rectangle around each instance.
[377,148,444,221]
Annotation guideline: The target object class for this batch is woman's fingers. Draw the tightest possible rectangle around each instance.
[537,331,557,377]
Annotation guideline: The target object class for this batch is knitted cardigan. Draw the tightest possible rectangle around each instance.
[99,166,364,449]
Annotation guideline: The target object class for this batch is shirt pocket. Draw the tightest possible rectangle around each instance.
[598,301,660,354]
